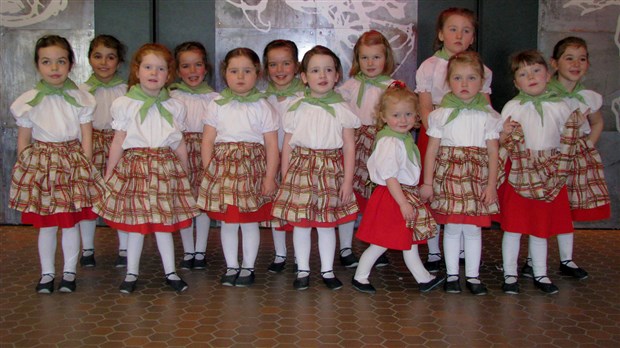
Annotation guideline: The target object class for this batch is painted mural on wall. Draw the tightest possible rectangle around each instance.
[215,0,417,91]
[0,0,68,27]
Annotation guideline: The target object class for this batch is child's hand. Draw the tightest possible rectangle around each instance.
[400,202,415,222]
[261,177,277,197]
[339,184,354,204]
[502,116,518,135]
[481,185,498,206]
[420,183,433,203]
[413,114,422,129]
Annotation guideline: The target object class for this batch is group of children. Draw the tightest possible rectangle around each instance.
[10,7,609,296]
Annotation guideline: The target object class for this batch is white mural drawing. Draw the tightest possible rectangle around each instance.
[0,0,68,28]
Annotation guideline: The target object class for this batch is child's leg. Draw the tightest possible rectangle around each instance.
[195,213,211,258]
[463,224,482,281]
[425,225,442,269]
[317,227,337,276]
[354,244,386,284]
[530,235,549,281]
[240,222,260,275]
[38,226,58,283]
[156,232,188,292]
[293,227,312,277]
[78,219,97,262]
[443,223,461,281]
[221,222,240,274]
[179,222,195,268]
[502,231,521,283]
[271,227,287,264]
[61,225,80,278]
[117,230,128,256]
[125,232,144,281]
[402,245,434,283]
[460,234,466,262]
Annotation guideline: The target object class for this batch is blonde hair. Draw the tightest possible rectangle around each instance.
[375,81,419,129]
[446,51,485,83]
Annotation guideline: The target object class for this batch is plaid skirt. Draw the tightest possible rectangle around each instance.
[184,132,204,197]
[357,185,436,250]
[9,140,105,228]
[352,125,377,206]
[272,147,359,227]
[92,129,114,175]
[431,146,499,227]
[197,142,272,222]
[93,147,199,234]
[567,136,611,221]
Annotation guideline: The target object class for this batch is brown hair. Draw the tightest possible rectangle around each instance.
[127,43,176,88]
[375,81,419,129]
[34,35,75,68]
[262,39,300,77]
[89,34,126,64]
[446,51,485,83]
[174,41,210,73]
[219,47,261,84]
[551,36,588,61]
[433,7,477,52]
[300,45,342,79]
[509,49,548,77]
[349,30,395,77]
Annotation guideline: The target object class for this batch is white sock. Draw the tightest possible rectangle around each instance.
[427,225,442,260]
[317,227,336,275]
[459,234,465,259]
[403,245,433,283]
[180,222,195,255]
[443,223,462,276]
[39,226,58,276]
[293,227,312,275]
[61,225,80,274]
[78,219,97,254]
[240,223,260,269]
[117,230,128,255]
[462,224,482,279]
[272,227,287,261]
[529,235,549,281]
[557,233,577,268]
[195,213,210,256]
[221,222,240,269]
[155,232,176,275]
[338,221,355,255]
[354,244,385,283]
[502,231,521,277]
[126,233,145,277]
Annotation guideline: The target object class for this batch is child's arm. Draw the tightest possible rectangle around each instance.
[105,130,126,181]
[482,139,499,205]
[418,92,433,130]
[201,125,217,169]
[386,177,415,221]
[262,131,279,196]
[17,126,32,155]
[80,122,94,161]
[587,110,604,145]
[339,127,355,204]
[281,133,293,179]
[173,140,190,174]
[420,136,440,202]
[499,116,517,144]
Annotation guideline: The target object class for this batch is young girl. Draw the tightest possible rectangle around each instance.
[336,30,395,269]
[420,52,501,295]
[94,43,198,293]
[262,39,305,273]
[497,50,584,295]
[170,41,219,271]
[9,35,103,293]
[272,45,361,290]
[197,47,279,287]
[353,81,443,294]
[78,34,128,268]
[415,7,493,271]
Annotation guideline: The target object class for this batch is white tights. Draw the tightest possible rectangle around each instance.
[78,219,97,253]
[38,225,80,276]
[354,244,433,284]
[293,227,336,275]
[180,213,211,258]
[124,231,177,278]
[444,224,481,278]
[503,232,549,281]
[220,222,260,269]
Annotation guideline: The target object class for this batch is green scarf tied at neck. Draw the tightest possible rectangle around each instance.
[440,92,490,125]
[433,47,451,61]
[547,77,586,105]
[264,78,305,98]
[513,89,563,126]
[125,85,174,126]
[27,79,81,107]
[169,81,214,95]
[374,126,420,165]
[215,87,265,105]
[353,72,391,107]
[85,74,125,94]
[288,88,344,117]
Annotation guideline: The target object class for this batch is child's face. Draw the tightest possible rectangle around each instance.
[37,45,72,87]
[514,63,550,96]
[301,54,339,98]
[89,44,120,83]
[225,55,258,96]
[382,99,417,134]
[552,45,589,84]
[448,63,483,103]
[137,53,169,96]
[178,50,207,88]
[267,47,297,90]
[439,14,475,56]
[358,44,386,78]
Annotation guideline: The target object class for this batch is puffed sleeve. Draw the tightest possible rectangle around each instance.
[481,65,493,94]
[10,90,38,128]
[203,99,220,128]
[426,108,446,138]
[337,103,361,129]
[484,108,502,141]
[372,137,402,181]
[414,58,435,93]
[260,100,279,133]
[110,97,131,131]
[70,89,97,124]
[580,90,603,113]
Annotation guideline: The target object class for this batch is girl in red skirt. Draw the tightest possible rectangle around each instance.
[10,35,104,294]
[94,43,199,293]
[353,82,443,294]
[497,50,585,294]
[420,52,501,295]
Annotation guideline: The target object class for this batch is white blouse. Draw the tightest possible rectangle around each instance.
[427,106,502,147]
[110,96,187,150]
[11,88,96,142]
[415,56,493,105]
[265,94,301,150]
[79,82,127,130]
[203,97,278,145]
[283,99,361,150]
[337,78,394,125]
[170,89,219,133]
[561,89,603,136]
[368,136,421,186]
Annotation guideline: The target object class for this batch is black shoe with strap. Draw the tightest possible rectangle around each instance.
[294,270,310,290]
[533,276,559,294]
[321,270,343,290]
[424,253,442,273]
[235,268,256,287]
[352,278,376,294]
[80,249,96,267]
[165,272,188,292]
[220,268,240,287]
[193,252,207,270]
[179,253,195,270]
[58,272,76,293]
[35,273,55,294]
[339,248,359,268]
[119,273,138,294]
[502,275,520,295]
[559,260,588,280]
[466,277,488,296]
[268,255,286,273]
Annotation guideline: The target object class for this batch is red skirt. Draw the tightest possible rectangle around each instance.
[416,125,430,186]
[22,208,98,229]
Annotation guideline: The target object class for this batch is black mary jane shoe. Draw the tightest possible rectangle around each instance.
[502,275,520,295]
[465,277,488,296]
[35,274,55,294]
[58,272,77,293]
[220,268,240,287]
[443,275,461,294]
[339,248,359,268]
[179,253,195,270]
[419,275,445,293]
[352,278,376,294]
[374,253,390,268]
[321,271,343,290]
[193,252,207,270]
[293,271,310,291]
[533,276,559,294]
[235,268,256,287]
[424,253,442,273]
[559,260,588,280]
[80,249,96,267]
[165,272,188,292]
[119,273,138,294]
[521,258,534,278]
[268,255,287,273]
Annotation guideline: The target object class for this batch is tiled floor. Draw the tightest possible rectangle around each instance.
[0,225,619,347]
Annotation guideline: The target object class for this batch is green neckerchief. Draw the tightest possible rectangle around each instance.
[374,126,420,164]
[288,88,344,117]
[433,47,451,61]
[513,89,563,126]
[169,81,214,95]
[440,92,490,125]
[353,72,391,107]
[264,78,304,98]
[125,85,173,126]
[85,74,125,94]
[27,79,81,107]
[215,87,265,105]
[547,77,586,105]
